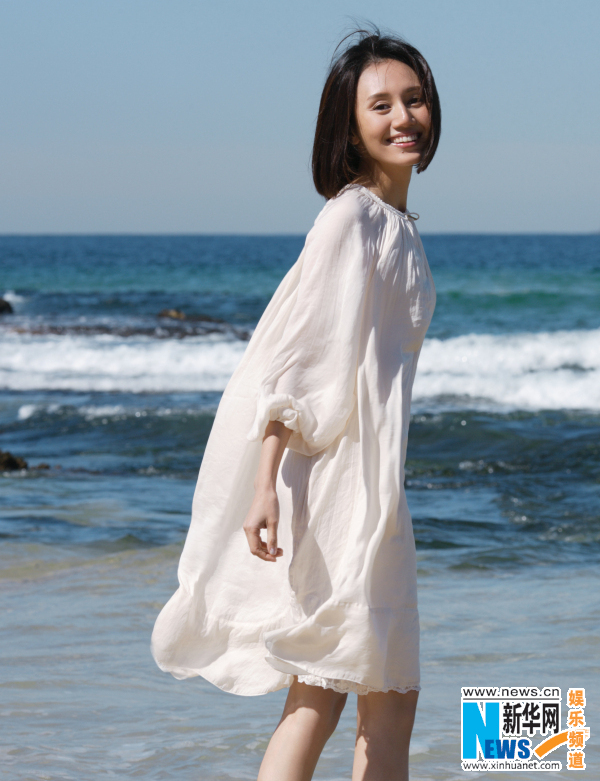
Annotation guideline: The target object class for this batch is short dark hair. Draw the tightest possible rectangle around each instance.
[312,28,441,199]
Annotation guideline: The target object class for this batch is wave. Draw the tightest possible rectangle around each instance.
[413,329,600,411]
[1,320,251,341]
[2,290,26,304]
[0,333,246,393]
[1,329,600,411]
[16,401,218,421]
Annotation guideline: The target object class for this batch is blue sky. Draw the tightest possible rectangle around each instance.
[1,0,598,233]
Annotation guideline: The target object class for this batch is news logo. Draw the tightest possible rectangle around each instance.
[461,687,589,772]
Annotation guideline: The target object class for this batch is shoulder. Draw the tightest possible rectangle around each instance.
[311,185,384,240]
[301,186,382,276]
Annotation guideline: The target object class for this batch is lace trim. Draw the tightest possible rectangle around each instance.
[296,673,421,695]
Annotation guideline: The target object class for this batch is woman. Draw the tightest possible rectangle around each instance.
[152,28,440,781]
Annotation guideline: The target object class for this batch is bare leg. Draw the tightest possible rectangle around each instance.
[258,677,348,781]
[352,689,419,781]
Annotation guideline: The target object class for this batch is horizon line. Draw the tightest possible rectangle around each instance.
[0,230,598,238]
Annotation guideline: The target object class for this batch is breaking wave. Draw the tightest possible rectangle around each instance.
[2,328,599,410]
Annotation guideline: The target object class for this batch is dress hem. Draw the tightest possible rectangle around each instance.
[264,652,420,697]
[296,673,421,695]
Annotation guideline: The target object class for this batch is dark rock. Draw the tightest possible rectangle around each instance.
[0,298,14,315]
[186,313,227,324]
[157,309,229,325]
[33,463,51,470]
[158,308,186,320]
[0,450,28,470]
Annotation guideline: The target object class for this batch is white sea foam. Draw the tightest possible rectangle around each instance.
[2,290,26,304]
[2,329,600,411]
[79,404,128,419]
[15,402,217,421]
[17,403,38,420]
[413,328,600,411]
[1,333,247,393]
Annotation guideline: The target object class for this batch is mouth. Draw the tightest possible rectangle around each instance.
[387,132,421,148]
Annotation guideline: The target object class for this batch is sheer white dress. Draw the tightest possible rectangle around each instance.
[151,183,436,696]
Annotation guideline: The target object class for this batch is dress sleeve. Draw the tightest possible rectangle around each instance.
[246,193,378,456]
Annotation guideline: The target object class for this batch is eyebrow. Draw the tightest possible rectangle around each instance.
[367,86,421,101]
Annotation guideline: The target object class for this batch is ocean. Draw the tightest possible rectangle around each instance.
[1,233,599,779]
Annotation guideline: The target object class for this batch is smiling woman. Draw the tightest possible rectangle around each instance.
[352,61,432,192]
[151,26,441,781]
[312,30,441,203]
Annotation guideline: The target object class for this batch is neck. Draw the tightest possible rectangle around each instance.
[356,165,412,213]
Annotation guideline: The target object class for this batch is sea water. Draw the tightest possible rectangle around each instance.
[1,234,599,779]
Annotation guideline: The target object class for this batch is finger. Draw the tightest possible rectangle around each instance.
[258,539,283,561]
[263,541,284,556]
[266,521,278,557]
[257,537,283,555]
[244,530,279,562]
[243,527,265,556]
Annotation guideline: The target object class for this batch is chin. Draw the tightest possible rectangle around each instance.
[386,155,421,168]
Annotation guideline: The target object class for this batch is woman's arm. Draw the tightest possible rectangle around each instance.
[242,420,292,563]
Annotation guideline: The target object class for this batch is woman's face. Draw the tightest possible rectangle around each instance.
[353,59,431,175]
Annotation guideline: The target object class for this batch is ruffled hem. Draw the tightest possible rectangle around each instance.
[296,673,421,695]
[246,392,304,442]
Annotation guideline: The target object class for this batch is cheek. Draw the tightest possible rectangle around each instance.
[418,108,432,135]
[362,115,389,142]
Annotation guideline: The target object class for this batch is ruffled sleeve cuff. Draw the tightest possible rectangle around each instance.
[246,392,307,443]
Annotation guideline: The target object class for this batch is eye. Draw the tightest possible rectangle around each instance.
[373,102,391,111]
[407,95,424,106]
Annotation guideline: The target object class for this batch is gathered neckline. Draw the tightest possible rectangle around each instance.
[342,183,419,221]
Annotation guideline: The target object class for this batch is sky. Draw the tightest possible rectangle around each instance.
[0,0,599,234]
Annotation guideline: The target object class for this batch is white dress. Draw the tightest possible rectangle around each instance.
[151,184,436,696]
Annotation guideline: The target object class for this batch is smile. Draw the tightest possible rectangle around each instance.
[388,133,420,146]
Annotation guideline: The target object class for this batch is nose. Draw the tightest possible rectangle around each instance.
[392,101,415,129]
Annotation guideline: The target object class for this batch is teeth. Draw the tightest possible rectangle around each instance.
[391,134,418,143]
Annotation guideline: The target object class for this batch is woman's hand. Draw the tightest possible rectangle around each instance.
[242,485,284,563]
[243,419,292,562]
